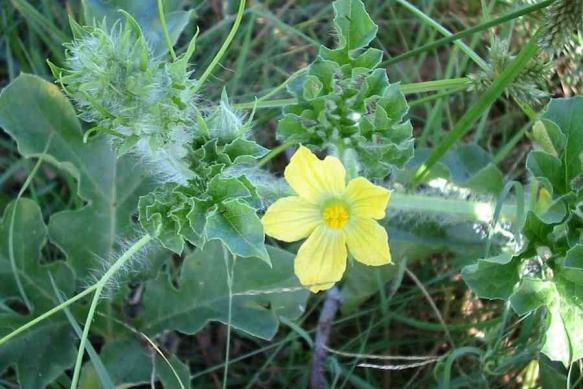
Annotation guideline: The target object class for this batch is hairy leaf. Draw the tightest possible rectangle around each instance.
[205,199,270,263]
[332,0,378,51]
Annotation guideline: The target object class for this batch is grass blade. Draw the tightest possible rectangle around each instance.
[385,0,555,66]
[412,34,540,185]
[48,275,116,389]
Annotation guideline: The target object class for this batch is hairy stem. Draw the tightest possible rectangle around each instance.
[0,234,152,379]
[389,192,516,224]
[0,284,97,346]
[70,234,153,389]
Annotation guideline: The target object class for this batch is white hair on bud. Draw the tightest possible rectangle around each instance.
[59,20,202,185]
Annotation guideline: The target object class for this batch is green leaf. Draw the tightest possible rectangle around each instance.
[539,355,569,389]
[205,199,270,263]
[542,97,583,187]
[509,278,554,316]
[279,35,414,180]
[462,253,520,300]
[138,183,192,254]
[0,74,155,280]
[528,97,583,196]
[223,138,269,164]
[522,209,559,244]
[543,277,583,366]
[302,75,324,100]
[446,144,504,194]
[139,241,309,340]
[563,244,583,269]
[406,145,503,194]
[0,199,76,389]
[509,275,583,366]
[527,151,565,193]
[82,0,193,56]
[332,0,378,51]
[529,119,565,157]
[208,176,251,203]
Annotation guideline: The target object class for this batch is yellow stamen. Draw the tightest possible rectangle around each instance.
[323,203,349,229]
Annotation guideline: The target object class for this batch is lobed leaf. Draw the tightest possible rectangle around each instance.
[0,199,76,389]
[0,74,156,280]
[138,241,308,340]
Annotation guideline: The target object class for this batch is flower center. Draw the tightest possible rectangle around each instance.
[322,203,349,229]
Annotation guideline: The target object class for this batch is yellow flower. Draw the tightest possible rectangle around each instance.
[262,146,392,292]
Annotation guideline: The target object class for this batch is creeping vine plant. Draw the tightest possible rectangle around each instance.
[0,0,582,387]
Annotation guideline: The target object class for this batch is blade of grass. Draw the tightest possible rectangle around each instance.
[8,135,52,312]
[394,0,489,72]
[157,0,177,61]
[197,0,247,89]
[221,247,235,389]
[384,0,555,66]
[48,274,116,389]
[412,34,540,185]
[10,0,68,63]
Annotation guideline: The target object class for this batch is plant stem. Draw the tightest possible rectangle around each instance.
[234,97,296,110]
[310,287,342,389]
[0,284,97,346]
[234,78,471,110]
[157,0,177,61]
[70,234,152,389]
[409,85,468,108]
[70,284,105,389]
[400,78,471,94]
[257,140,298,167]
[197,0,247,89]
[253,67,308,104]
[389,192,517,223]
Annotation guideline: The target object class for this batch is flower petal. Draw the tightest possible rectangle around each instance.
[345,177,390,219]
[284,146,345,203]
[294,225,347,292]
[262,196,321,242]
[345,218,391,266]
